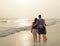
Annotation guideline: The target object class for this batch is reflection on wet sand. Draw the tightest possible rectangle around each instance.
[33,41,47,46]
[42,41,47,46]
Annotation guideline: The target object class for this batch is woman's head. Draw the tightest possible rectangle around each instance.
[34,18,37,22]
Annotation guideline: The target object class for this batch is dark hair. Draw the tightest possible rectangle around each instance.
[38,14,41,18]
[34,18,37,22]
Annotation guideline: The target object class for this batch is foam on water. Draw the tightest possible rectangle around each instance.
[0,18,60,37]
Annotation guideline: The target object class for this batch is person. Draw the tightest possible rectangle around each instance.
[31,18,38,42]
[37,14,47,42]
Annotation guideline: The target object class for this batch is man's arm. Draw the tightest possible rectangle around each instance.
[43,19,46,26]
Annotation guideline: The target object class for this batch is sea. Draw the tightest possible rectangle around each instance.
[0,18,60,37]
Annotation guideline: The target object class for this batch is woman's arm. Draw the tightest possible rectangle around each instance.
[32,23,37,27]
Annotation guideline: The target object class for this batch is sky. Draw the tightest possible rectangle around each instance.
[0,0,60,19]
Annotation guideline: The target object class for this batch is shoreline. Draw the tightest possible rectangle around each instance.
[0,18,60,37]
[0,21,60,46]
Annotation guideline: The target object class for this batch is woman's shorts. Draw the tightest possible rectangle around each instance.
[38,27,46,35]
[32,29,37,34]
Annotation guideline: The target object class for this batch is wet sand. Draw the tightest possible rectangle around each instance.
[0,21,60,46]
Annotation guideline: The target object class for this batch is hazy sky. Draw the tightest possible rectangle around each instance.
[0,0,60,19]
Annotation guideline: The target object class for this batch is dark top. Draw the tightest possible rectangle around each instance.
[32,22,37,29]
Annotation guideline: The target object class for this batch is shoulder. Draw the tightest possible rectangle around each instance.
[37,18,39,20]
[42,18,45,21]
[37,18,40,21]
[32,22,35,24]
[41,18,44,20]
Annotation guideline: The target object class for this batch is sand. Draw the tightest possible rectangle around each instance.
[0,21,60,46]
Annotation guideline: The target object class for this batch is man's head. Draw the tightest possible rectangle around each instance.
[38,14,41,18]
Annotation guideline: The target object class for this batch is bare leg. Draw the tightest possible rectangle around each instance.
[39,34,41,42]
[33,34,35,42]
[43,34,47,41]
[35,33,37,42]
[33,33,37,42]
[35,33,37,41]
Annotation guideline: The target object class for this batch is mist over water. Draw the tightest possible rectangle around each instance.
[0,18,60,37]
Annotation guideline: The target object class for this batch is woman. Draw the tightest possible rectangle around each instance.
[31,18,38,42]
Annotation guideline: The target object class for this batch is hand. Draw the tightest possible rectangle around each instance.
[31,30,32,33]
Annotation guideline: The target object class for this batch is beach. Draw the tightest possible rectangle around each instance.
[0,18,60,46]
[0,0,60,46]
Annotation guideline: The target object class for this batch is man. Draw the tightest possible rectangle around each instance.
[37,14,47,42]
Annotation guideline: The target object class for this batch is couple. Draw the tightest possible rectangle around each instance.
[31,14,47,42]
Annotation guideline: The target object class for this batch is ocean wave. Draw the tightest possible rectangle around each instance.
[0,18,60,37]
